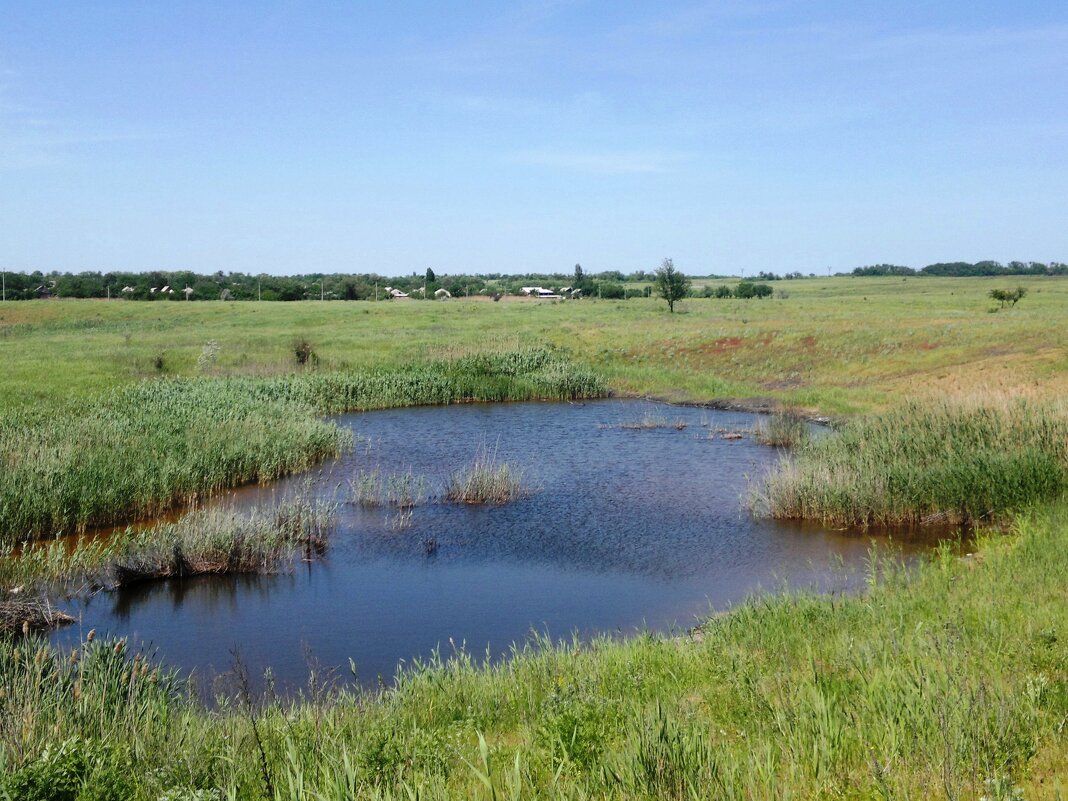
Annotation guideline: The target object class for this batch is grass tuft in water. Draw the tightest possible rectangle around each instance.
[445,446,528,505]
[752,409,809,448]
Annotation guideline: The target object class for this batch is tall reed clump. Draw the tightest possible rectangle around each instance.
[106,498,336,586]
[0,634,185,799]
[761,398,1068,527]
[0,381,349,544]
[0,348,606,542]
[445,446,528,505]
[0,498,336,609]
[752,409,809,448]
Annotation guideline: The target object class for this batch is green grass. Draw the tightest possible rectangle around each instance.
[751,408,809,448]
[1,280,1067,796]
[1,504,1065,799]
[0,349,605,543]
[444,446,528,505]
[3,275,1067,416]
[761,398,1068,528]
[0,498,336,628]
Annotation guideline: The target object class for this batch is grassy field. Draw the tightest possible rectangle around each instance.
[0,276,1066,797]
[2,275,1067,415]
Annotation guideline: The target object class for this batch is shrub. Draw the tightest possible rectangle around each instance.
[293,337,316,366]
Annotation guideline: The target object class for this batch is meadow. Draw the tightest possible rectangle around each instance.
[0,276,1066,798]
[2,275,1067,415]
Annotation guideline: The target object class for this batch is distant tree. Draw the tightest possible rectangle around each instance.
[425,267,436,285]
[735,281,773,299]
[574,263,583,284]
[852,264,916,277]
[989,287,1027,307]
[654,258,691,313]
[714,285,733,298]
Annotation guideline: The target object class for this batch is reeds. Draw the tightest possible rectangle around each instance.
[0,349,607,542]
[752,409,809,448]
[349,469,429,508]
[1,498,336,594]
[761,397,1068,527]
[444,446,528,505]
[0,597,75,634]
[107,499,336,586]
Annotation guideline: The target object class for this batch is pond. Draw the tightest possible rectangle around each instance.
[51,400,932,692]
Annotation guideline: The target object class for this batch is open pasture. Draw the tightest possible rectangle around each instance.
[2,275,1067,415]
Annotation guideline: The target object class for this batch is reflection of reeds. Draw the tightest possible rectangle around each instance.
[445,446,528,505]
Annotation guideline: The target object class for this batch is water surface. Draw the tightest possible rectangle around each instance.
[51,401,931,692]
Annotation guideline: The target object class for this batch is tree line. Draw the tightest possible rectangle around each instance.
[0,268,654,302]
[851,261,1068,277]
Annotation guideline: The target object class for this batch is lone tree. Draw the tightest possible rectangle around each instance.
[989,286,1027,308]
[654,258,691,313]
[425,267,436,285]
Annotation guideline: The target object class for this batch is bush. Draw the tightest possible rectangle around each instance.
[735,281,773,299]
[293,337,317,366]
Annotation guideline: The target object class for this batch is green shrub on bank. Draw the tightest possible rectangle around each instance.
[0,349,607,542]
[761,398,1068,527]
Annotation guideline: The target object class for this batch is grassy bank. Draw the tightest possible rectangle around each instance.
[2,503,1066,798]
[762,398,1068,527]
[0,349,605,543]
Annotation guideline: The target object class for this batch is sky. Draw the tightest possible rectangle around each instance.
[1,1,1066,276]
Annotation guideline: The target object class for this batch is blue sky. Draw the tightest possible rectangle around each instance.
[1,1,1066,276]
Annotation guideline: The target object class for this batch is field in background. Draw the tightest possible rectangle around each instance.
[2,275,1067,415]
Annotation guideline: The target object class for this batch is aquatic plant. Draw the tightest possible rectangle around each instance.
[752,409,809,448]
[444,447,528,505]
[0,497,336,597]
[0,349,606,542]
[761,398,1068,527]
[349,469,429,508]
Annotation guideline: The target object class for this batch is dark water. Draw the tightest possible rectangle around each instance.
[51,401,932,693]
